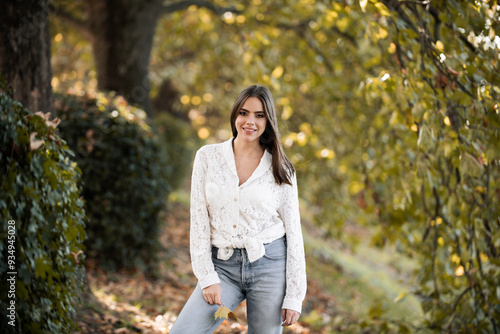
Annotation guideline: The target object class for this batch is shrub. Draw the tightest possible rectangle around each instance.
[55,93,170,270]
[153,113,199,192]
[0,91,86,333]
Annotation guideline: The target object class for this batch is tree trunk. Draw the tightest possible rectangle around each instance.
[0,0,54,113]
[85,0,162,115]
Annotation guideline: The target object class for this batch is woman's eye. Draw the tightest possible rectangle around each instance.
[257,114,265,118]
[239,111,246,116]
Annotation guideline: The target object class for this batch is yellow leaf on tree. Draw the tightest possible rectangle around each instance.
[374,2,391,16]
[435,40,444,52]
[272,65,284,78]
[393,291,407,303]
[214,305,239,322]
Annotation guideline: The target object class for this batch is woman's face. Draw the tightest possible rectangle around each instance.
[234,97,267,142]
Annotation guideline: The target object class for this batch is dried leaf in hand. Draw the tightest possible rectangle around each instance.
[214,305,239,322]
[214,305,230,320]
[228,311,239,321]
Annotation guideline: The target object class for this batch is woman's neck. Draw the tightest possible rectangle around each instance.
[232,137,264,158]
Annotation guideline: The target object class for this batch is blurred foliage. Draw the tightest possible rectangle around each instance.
[153,113,200,191]
[0,88,86,333]
[154,2,499,331]
[55,92,170,270]
[49,0,95,96]
[50,0,499,331]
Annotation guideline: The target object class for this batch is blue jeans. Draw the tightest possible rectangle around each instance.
[170,236,287,334]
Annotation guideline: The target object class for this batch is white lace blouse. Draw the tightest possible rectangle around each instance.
[190,138,307,313]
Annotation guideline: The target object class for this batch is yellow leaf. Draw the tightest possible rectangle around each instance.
[244,52,252,65]
[475,186,486,194]
[282,105,293,120]
[377,27,388,39]
[435,40,444,52]
[374,2,391,16]
[228,311,239,321]
[336,17,350,32]
[214,305,239,322]
[437,237,444,246]
[272,65,284,78]
[255,31,270,45]
[393,291,407,303]
[388,42,396,54]
[214,305,229,320]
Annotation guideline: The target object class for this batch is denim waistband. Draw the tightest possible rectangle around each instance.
[211,235,286,259]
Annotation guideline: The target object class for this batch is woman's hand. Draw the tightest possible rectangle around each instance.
[202,283,222,305]
[281,309,300,326]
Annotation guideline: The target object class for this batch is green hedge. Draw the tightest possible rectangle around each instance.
[0,92,86,333]
[55,93,170,270]
[153,113,198,192]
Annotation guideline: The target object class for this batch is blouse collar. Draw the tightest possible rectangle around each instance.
[222,137,272,185]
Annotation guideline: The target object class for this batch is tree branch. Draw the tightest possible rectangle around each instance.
[275,21,342,72]
[432,57,475,98]
[459,34,478,54]
[384,0,477,99]
[421,183,431,216]
[48,4,91,39]
[432,186,440,218]
[381,0,419,33]
[431,225,440,299]
[444,287,472,330]
[161,0,242,15]
[398,0,431,4]
[296,30,334,72]
[399,0,441,41]
[330,25,357,46]
[394,26,406,71]
[427,5,441,42]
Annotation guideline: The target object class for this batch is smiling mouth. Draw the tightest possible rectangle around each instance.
[243,128,257,132]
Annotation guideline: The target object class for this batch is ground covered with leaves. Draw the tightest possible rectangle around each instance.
[73,202,341,334]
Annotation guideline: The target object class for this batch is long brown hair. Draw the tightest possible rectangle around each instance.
[230,85,295,185]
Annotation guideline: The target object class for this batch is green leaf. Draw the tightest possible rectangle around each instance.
[417,125,435,150]
[460,152,484,177]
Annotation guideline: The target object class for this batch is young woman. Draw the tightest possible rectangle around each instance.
[170,85,307,333]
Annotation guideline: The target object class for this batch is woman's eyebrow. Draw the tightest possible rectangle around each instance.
[241,108,265,113]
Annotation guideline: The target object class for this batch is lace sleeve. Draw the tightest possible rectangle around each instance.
[279,172,307,313]
[190,148,220,288]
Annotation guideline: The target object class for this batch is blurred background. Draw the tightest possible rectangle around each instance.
[1,0,499,333]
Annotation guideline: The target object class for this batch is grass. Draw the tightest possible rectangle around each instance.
[303,226,424,329]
